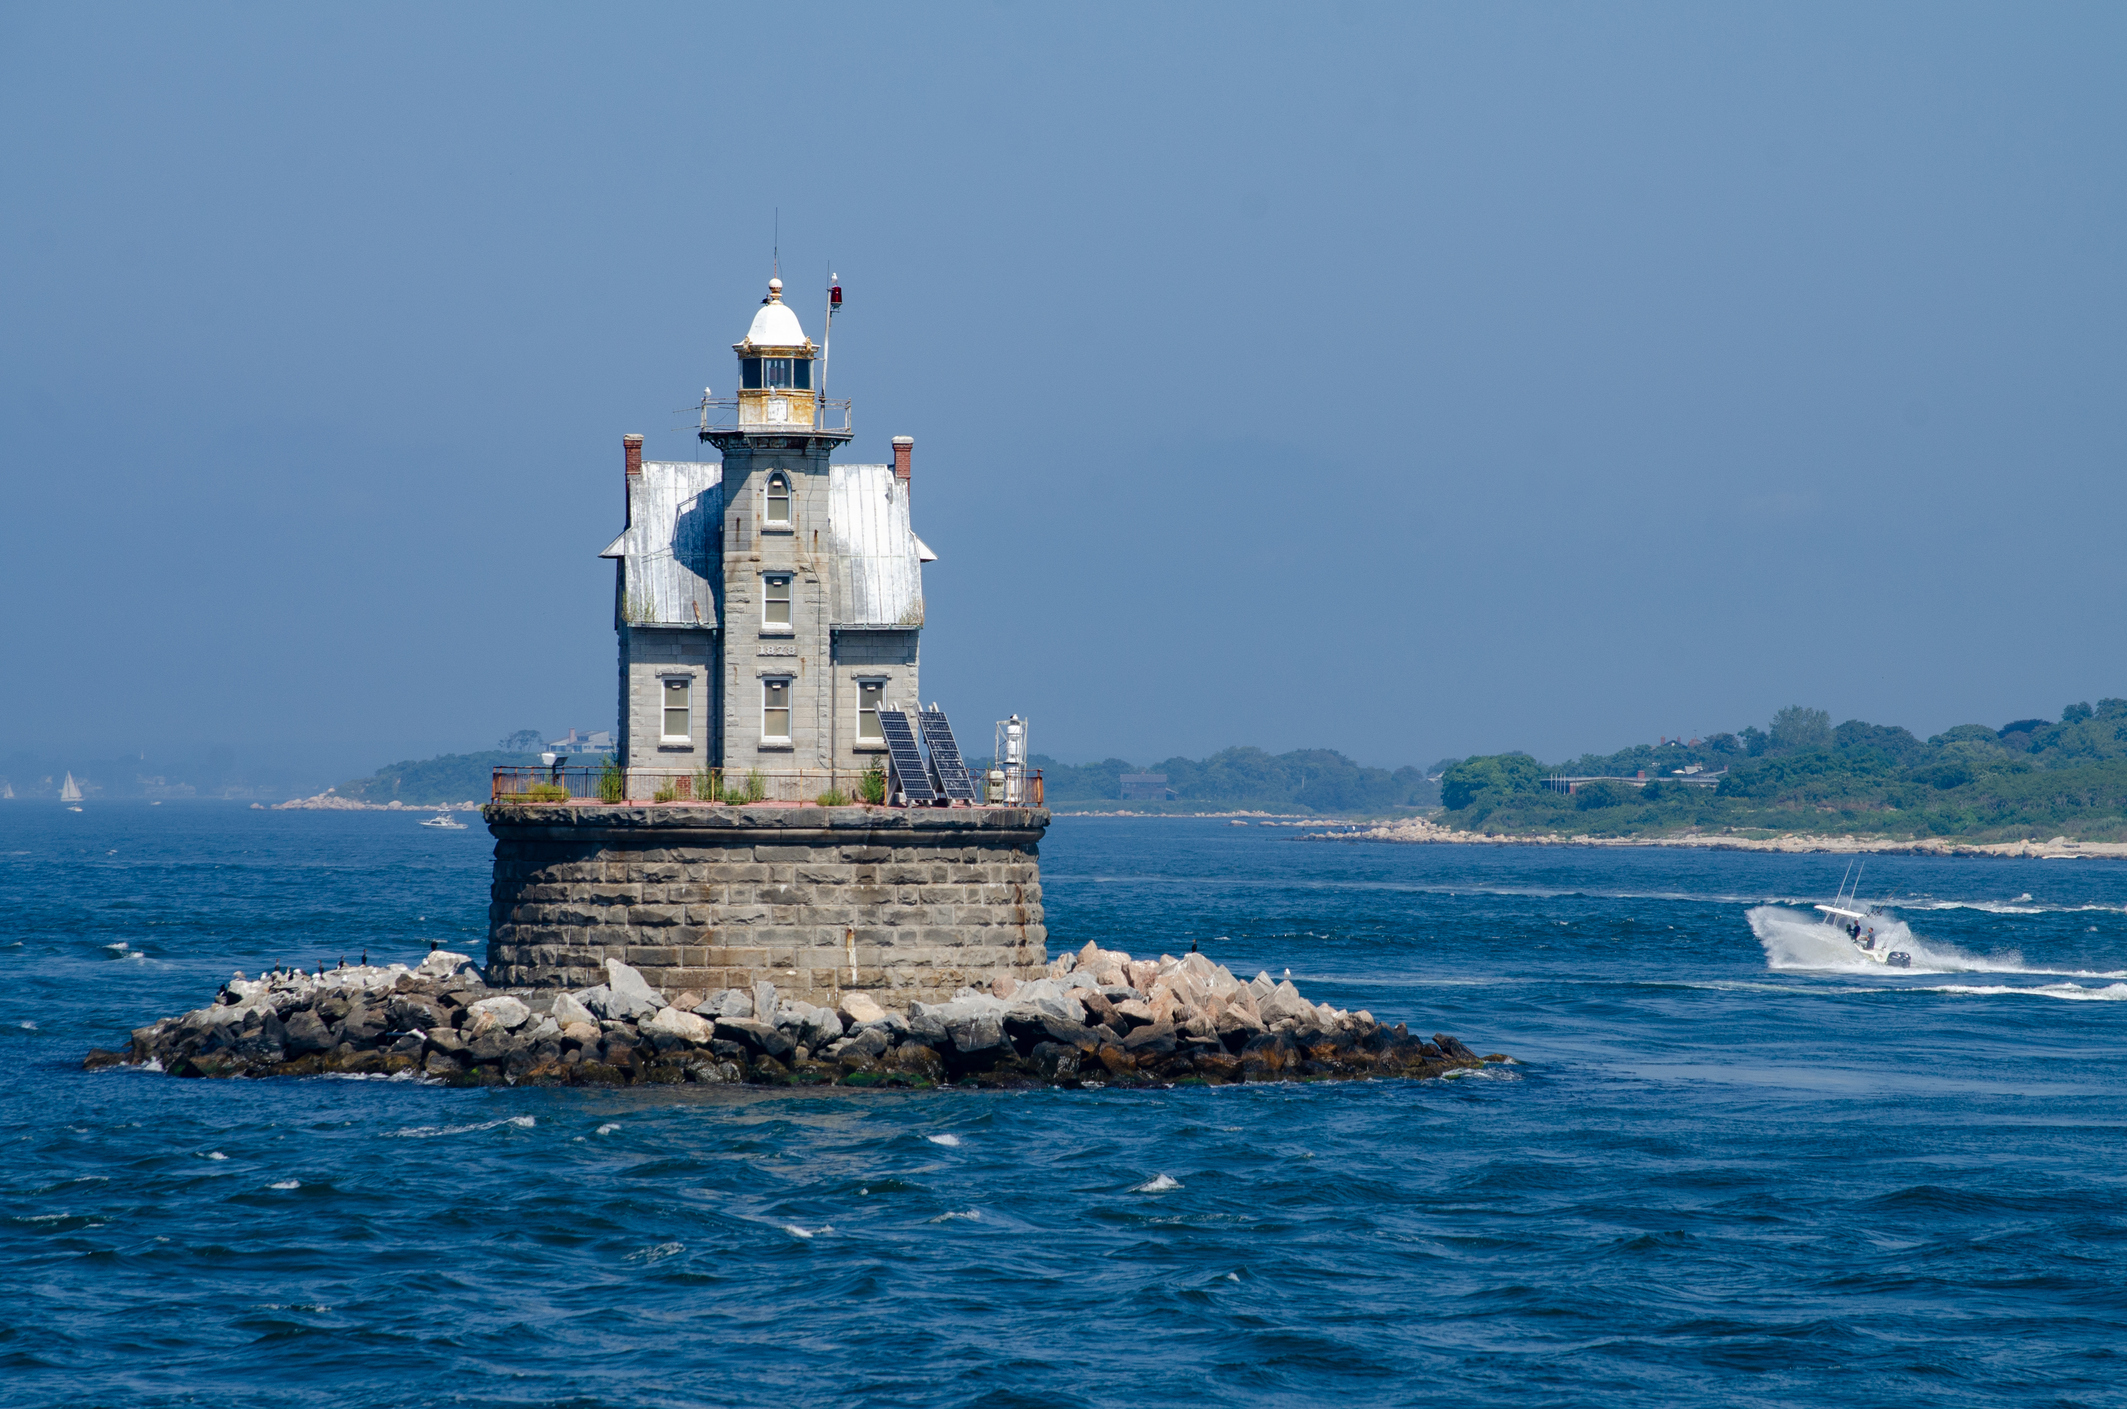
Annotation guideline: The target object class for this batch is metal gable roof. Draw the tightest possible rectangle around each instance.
[827,463,927,629]
[600,461,722,628]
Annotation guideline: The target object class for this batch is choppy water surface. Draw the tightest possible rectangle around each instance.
[4,806,2126,1408]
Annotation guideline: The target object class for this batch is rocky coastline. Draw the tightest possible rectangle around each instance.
[88,947,1502,1090]
[1323,815,2127,859]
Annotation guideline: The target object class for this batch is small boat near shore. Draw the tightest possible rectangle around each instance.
[420,809,467,829]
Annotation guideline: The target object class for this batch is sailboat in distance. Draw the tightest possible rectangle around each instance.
[61,773,83,810]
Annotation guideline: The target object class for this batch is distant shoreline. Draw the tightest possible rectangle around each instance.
[1321,816,2127,859]
[270,793,483,812]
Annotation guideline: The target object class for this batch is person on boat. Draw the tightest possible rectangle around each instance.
[1863,927,1876,950]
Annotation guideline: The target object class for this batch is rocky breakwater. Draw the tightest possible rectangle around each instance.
[91,943,1504,1090]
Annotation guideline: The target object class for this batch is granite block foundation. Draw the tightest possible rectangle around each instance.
[484,804,1050,1004]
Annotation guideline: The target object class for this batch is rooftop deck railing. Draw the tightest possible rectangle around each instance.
[687,396,854,437]
[490,765,1040,808]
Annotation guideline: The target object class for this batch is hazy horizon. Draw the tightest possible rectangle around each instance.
[6,3,2124,775]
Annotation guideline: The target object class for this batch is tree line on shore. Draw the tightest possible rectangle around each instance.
[1439,701,2127,841]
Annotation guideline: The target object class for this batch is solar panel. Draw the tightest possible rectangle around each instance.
[919,707,979,801]
[877,709,937,803]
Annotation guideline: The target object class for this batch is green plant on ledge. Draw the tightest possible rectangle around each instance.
[858,761,887,805]
[697,767,723,803]
[739,769,768,803]
[597,757,624,804]
[815,787,851,807]
[653,783,679,803]
[524,783,569,803]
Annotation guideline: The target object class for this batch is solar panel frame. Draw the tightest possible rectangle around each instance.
[919,708,979,801]
[877,709,937,803]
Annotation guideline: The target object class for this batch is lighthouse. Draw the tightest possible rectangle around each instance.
[600,278,931,786]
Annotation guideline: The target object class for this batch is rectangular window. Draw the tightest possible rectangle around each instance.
[792,359,812,390]
[740,357,763,390]
[764,358,794,389]
[857,680,885,741]
[765,476,791,523]
[661,677,691,741]
[762,678,791,739]
[764,574,791,626]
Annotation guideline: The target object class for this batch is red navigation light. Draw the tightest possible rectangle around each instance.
[830,284,843,309]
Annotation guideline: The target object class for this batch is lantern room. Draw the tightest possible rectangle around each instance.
[733,277,817,429]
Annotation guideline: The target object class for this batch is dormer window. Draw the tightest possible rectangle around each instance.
[765,473,791,524]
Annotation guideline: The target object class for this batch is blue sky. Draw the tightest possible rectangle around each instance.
[4,3,2123,781]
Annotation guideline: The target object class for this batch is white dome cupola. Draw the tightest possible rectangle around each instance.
[740,277,811,349]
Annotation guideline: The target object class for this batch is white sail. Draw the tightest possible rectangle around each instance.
[60,773,82,802]
[2,783,13,798]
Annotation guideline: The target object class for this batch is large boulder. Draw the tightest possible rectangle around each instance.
[1122,1019,1176,1055]
[712,1017,794,1061]
[417,949,481,982]
[786,1004,843,1051]
[387,994,445,1032]
[1258,980,1316,1028]
[334,1002,385,1047]
[945,1013,1005,1057]
[1240,1030,1302,1075]
[579,982,659,1023]
[606,959,665,1008]
[692,989,753,1019]
[282,1008,332,1056]
[550,991,597,1028]
[466,996,531,1032]
[643,1006,714,1045]
[837,992,888,1027]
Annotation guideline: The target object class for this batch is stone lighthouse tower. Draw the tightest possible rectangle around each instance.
[602,277,930,783]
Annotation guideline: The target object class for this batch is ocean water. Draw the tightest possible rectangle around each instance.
[4,805,2126,1408]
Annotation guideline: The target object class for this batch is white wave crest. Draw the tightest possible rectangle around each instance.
[1748,906,2127,977]
[1133,1174,1182,1192]
[925,1133,962,1147]
[1923,982,2127,1002]
[390,1115,535,1139]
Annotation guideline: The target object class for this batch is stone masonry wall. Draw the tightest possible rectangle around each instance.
[486,803,1048,1005]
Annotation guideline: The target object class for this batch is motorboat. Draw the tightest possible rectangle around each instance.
[1812,861,1911,967]
[420,809,467,829]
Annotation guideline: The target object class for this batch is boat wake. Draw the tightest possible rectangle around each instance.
[1747,905,2127,979]
[1921,982,2127,1002]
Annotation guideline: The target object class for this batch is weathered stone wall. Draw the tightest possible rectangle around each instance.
[486,803,1048,1004]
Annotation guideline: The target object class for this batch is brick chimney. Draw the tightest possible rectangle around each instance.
[623,433,643,478]
[892,435,913,496]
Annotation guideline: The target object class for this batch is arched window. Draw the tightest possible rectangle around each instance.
[765,473,791,524]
